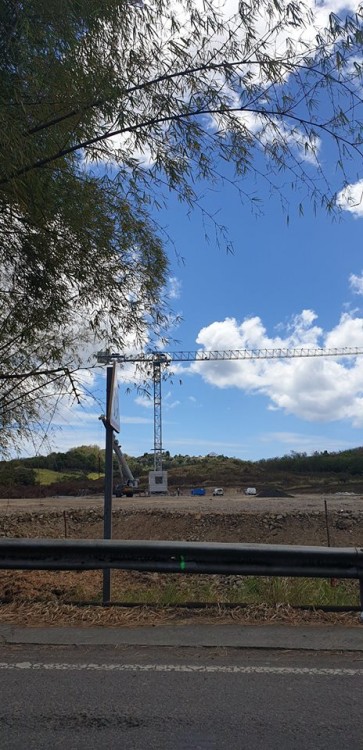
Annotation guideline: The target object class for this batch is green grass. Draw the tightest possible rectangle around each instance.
[35,469,103,484]
[35,469,73,484]
[67,574,360,608]
[224,577,359,607]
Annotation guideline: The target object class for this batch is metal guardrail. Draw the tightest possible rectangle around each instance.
[1,539,362,613]
[0,539,362,578]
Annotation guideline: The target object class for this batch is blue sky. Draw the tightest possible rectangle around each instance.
[38,158,363,462]
[18,0,363,462]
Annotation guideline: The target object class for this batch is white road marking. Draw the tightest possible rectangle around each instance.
[0,662,362,676]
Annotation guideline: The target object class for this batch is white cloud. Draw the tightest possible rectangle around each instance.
[259,431,355,453]
[188,311,363,426]
[350,272,363,295]
[337,180,363,217]
[122,415,153,424]
[268,123,320,166]
[31,395,153,455]
[135,391,180,410]
[324,313,363,348]
[166,400,181,409]
[168,276,182,300]
[231,110,321,165]
[164,391,181,409]
[97,0,356,173]
[167,437,246,451]
[134,394,154,409]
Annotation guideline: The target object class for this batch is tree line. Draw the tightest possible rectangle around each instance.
[1,446,363,486]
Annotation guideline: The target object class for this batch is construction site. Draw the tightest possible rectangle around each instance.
[0,345,363,627]
[97,345,363,498]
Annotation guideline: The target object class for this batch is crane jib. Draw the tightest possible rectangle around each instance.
[98,346,363,364]
[96,346,363,488]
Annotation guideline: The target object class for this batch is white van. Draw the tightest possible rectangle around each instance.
[245,487,257,496]
[213,488,224,496]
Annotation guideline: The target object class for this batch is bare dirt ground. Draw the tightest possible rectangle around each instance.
[0,488,362,514]
[0,490,362,628]
[1,490,362,547]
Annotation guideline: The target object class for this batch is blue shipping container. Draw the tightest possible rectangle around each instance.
[191,488,206,496]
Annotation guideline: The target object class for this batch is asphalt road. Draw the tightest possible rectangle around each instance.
[1,644,362,749]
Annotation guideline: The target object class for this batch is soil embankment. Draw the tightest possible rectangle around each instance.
[0,492,362,628]
[1,492,362,547]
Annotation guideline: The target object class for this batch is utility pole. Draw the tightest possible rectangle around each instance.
[102,363,120,605]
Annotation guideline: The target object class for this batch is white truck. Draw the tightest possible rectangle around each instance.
[245,487,257,496]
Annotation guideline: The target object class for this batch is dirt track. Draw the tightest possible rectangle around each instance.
[0,490,362,514]
[1,491,363,548]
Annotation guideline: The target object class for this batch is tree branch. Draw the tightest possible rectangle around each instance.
[2,101,362,188]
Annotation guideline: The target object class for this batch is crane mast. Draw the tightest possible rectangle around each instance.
[153,360,163,473]
[97,345,363,494]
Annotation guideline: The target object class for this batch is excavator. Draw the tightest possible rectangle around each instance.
[113,437,139,497]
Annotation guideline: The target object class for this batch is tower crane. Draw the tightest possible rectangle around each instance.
[97,346,363,493]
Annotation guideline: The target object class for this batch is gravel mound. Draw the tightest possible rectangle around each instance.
[257,487,294,498]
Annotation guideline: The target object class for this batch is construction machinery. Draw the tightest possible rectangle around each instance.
[100,414,139,497]
[97,345,363,495]
[113,437,139,497]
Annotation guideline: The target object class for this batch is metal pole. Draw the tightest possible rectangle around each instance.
[324,499,331,547]
[324,499,338,588]
[103,367,114,605]
[153,360,163,472]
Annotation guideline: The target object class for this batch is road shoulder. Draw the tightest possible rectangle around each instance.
[0,622,362,651]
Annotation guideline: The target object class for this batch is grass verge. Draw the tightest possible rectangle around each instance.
[0,570,359,608]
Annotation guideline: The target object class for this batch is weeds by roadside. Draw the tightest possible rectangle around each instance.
[0,569,359,610]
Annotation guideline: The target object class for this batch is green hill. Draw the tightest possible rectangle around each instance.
[0,445,363,496]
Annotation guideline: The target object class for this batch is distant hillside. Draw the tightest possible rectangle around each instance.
[0,445,362,497]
